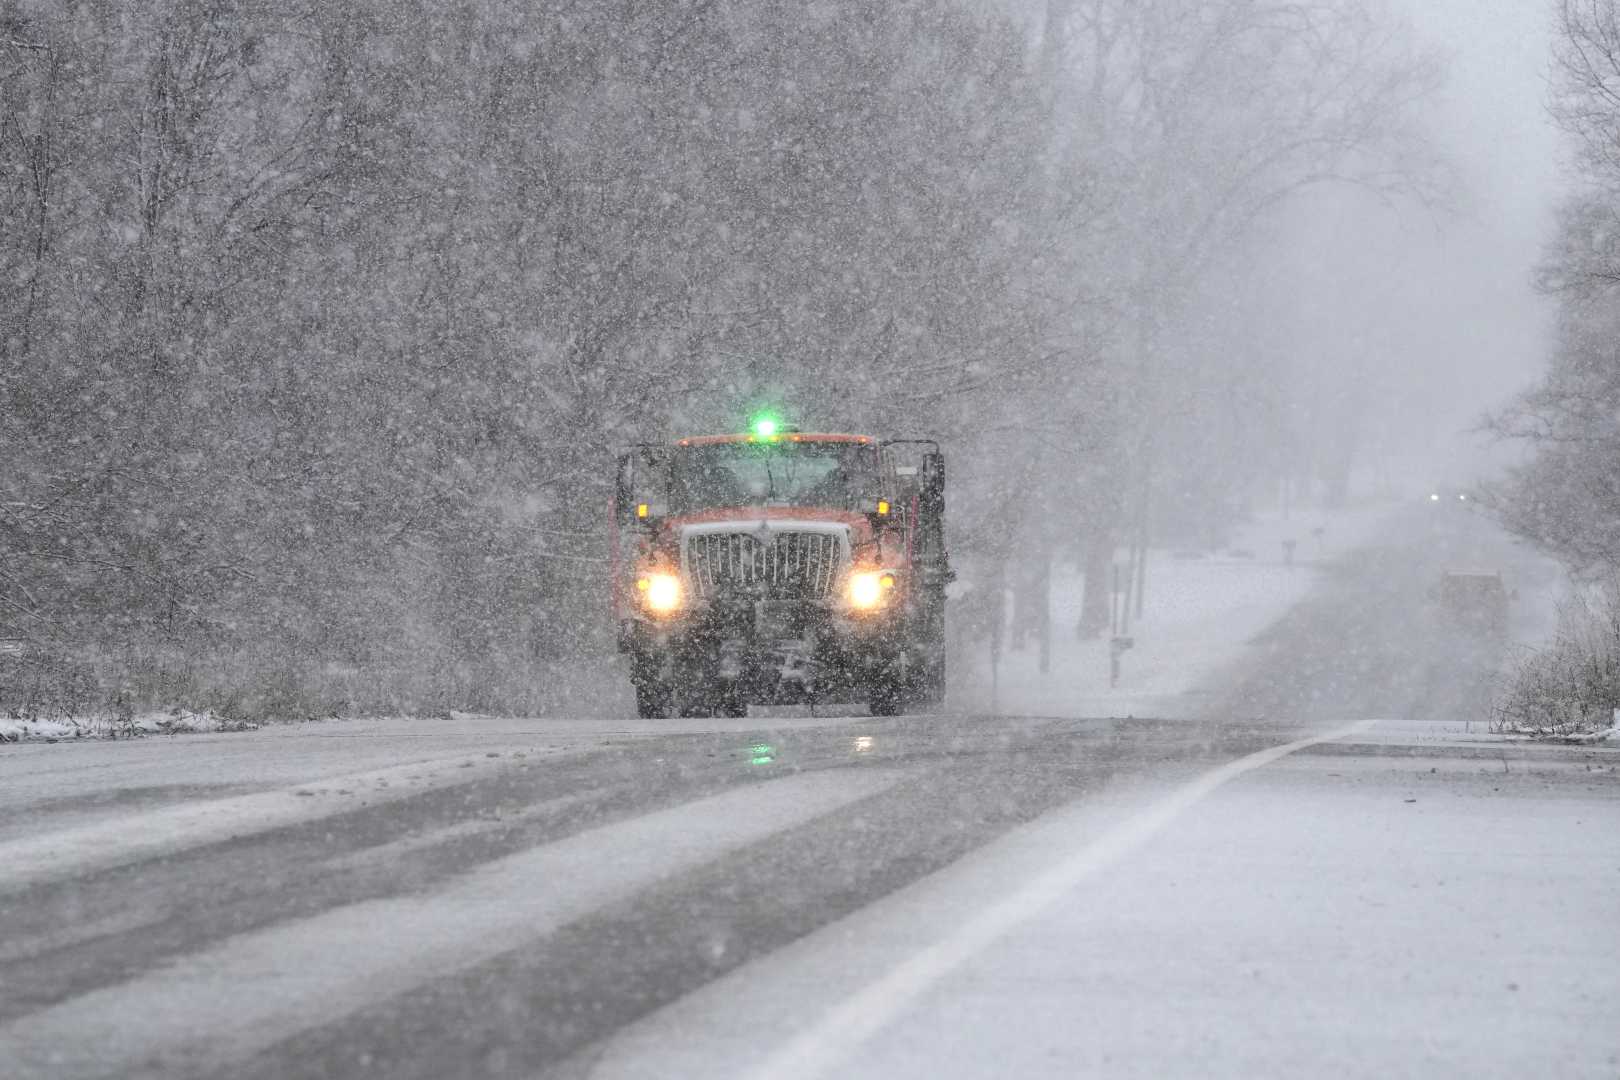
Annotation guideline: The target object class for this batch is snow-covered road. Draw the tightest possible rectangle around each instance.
[1,504,1614,1080]
[591,730,1620,1080]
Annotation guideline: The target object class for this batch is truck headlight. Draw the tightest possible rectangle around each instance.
[638,572,683,614]
[848,571,896,610]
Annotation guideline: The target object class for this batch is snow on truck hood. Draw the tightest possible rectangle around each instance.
[665,507,873,548]
[679,519,851,538]
[665,506,869,529]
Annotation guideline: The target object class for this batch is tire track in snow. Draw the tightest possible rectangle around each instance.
[228,728,1204,1080]
[0,753,530,895]
[0,731,890,1019]
[0,767,903,1080]
[742,720,1376,1080]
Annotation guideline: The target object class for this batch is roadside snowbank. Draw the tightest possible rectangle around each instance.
[1491,578,1620,740]
[1496,715,1618,744]
[0,709,258,743]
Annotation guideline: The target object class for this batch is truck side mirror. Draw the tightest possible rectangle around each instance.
[614,452,636,526]
[921,451,945,516]
[616,445,671,526]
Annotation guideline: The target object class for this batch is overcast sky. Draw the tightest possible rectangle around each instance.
[995,0,1563,488]
[1358,0,1564,479]
[1225,0,1564,489]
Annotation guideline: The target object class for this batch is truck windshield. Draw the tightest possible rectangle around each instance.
[670,442,879,512]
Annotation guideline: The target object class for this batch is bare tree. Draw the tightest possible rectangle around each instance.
[1028,0,1448,626]
[1488,0,1620,573]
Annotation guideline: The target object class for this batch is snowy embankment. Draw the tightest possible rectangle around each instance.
[0,709,258,743]
[956,501,1404,717]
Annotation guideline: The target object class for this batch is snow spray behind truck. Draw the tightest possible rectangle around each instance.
[612,416,951,718]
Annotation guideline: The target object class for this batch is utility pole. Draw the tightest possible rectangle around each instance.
[1037,553,1051,674]
[1132,518,1148,621]
[989,564,1005,714]
[1109,560,1134,687]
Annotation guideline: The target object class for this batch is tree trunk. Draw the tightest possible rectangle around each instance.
[1036,553,1052,673]
[1077,529,1112,638]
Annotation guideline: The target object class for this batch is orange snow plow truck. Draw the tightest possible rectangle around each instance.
[612,417,951,718]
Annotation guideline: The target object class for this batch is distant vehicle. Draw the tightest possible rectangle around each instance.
[1426,486,1477,508]
[612,414,952,718]
[1435,570,1509,634]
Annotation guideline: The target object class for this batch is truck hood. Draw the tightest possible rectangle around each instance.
[662,507,873,544]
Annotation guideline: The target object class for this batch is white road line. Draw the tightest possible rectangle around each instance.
[0,767,902,1080]
[0,754,524,894]
[742,720,1377,1080]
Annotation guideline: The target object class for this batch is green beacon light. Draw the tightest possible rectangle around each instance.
[750,414,780,439]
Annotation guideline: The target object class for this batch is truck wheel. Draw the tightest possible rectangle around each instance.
[635,681,672,719]
[869,677,903,716]
[676,684,719,718]
[921,653,946,708]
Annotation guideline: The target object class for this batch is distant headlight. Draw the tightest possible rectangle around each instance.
[848,570,896,610]
[638,572,683,614]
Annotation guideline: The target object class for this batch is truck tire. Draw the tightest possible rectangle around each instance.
[917,653,946,709]
[677,697,714,718]
[635,681,672,719]
[869,673,904,716]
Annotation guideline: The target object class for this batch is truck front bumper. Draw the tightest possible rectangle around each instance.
[622,600,900,704]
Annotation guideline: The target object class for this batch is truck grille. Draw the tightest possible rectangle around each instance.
[685,530,845,601]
